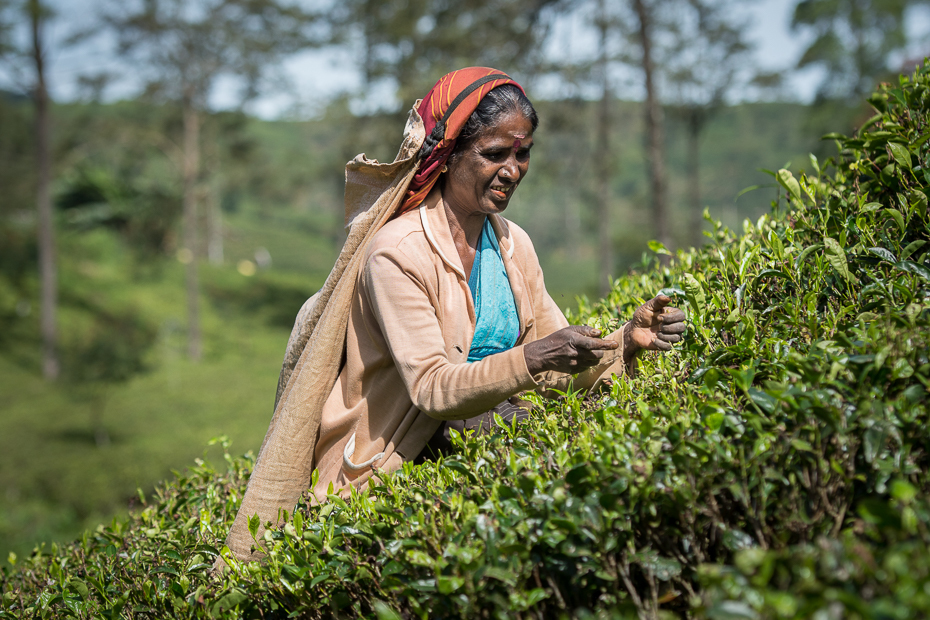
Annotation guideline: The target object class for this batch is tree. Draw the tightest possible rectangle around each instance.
[662,0,763,245]
[792,0,923,101]
[331,0,563,112]
[594,0,615,295]
[0,0,60,379]
[631,0,671,252]
[64,310,156,447]
[107,0,323,360]
[27,0,57,379]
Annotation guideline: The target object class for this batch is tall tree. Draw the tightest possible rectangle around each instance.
[792,0,922,101]
[28,0,57,379]
[0,0,60,379]
[108,0,322,360]
[632,0,671,252]
[662,0,763,245]
[594,0,614,295]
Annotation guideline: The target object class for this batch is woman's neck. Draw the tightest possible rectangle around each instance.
[444,200,487,250]
[424,187,486,277]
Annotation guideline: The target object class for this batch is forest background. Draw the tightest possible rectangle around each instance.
[1,0,928,561]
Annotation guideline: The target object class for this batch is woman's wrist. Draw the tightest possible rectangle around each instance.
[622,321,639,364]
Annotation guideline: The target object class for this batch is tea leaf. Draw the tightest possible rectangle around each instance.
[777,168,803,203]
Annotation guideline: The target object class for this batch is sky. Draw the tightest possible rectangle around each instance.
[2,0,928,119]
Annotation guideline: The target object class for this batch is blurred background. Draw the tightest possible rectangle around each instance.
[1,0,928,559]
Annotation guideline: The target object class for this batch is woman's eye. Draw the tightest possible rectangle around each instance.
[516,148,531,161]
[482,150,507,161]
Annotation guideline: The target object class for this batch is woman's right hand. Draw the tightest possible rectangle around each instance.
[523,326,619,376]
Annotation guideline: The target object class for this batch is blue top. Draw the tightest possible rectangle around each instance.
[467,218,520,362]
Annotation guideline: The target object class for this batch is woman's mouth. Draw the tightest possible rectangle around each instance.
[490,185,514,200]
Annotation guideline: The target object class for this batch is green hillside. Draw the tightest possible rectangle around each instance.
[2,64,929,618]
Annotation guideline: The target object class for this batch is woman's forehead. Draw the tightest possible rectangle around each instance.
[473,114,534,144]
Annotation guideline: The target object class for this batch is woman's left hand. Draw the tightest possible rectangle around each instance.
[623,294,686,361]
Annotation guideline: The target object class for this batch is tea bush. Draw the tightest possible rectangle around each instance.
[4,63,930,619]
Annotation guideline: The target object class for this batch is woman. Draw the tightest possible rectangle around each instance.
[221,68,685,564]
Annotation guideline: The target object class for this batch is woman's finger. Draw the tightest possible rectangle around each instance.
[660,308,686,324]
[575,336,619,352]
[659,321,687,334]
[656,333,681,343]
[649,294,672,313]
[652,338,672,351]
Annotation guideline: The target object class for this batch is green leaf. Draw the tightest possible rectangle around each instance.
[867,247,897,262]
[795,243,823,268]
[896,260,930,280]
[648,240,669,255]
[248,514,260,540]
[437,575,464,594]
[483,566,516,585]
[886,208,906,233]
[681,273,706,317]
[525,588,550,606]
[68,579,89,601]
[889,142,912,169]
[748,389,777,413]
[824,238,853,282]
[706,600,759,619]
[891,479,917,503]
[212,589,248,615]
[736,184,764,199]
[776,169,802,203]
[373,601,403,620]
[900,240,926,260]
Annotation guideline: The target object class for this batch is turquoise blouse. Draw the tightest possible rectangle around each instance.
[467,218,520,362]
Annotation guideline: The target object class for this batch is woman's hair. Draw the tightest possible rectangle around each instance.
[449,85,538,160]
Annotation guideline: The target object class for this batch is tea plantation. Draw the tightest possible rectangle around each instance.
[4,65,930,619]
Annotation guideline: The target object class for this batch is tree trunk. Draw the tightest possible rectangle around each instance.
[687,110,703,246]
[31,0,58,380]
[182,93,202,361]
[207,177,223,265]
[633,0,671,251]
[595,0,613,296]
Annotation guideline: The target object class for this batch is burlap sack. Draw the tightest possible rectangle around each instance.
[221,105,425,564]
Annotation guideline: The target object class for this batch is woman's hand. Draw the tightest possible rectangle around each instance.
[623,294,686,362]
[524,326,619,376]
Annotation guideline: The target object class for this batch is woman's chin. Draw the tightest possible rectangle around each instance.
[484,194,513,212]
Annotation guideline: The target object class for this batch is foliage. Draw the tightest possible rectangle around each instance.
[328,0,561,110]
[108,0,323,106]
[791,0,918,101]
[2,62,929,618]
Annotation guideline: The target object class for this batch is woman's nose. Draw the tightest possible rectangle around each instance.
[500,157,520,181]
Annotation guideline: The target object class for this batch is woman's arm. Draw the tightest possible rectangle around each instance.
[364,246,541,420]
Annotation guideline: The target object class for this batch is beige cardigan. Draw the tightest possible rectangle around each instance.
[309,195,630,500]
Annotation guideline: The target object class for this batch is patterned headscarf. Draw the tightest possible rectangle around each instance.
[397,67,526,215]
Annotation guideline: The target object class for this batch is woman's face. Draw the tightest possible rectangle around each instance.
[443,111,534,218]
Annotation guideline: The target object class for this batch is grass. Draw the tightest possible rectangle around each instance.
[0,206,329,562]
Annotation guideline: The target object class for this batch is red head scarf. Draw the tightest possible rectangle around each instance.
[397,67,526,215]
